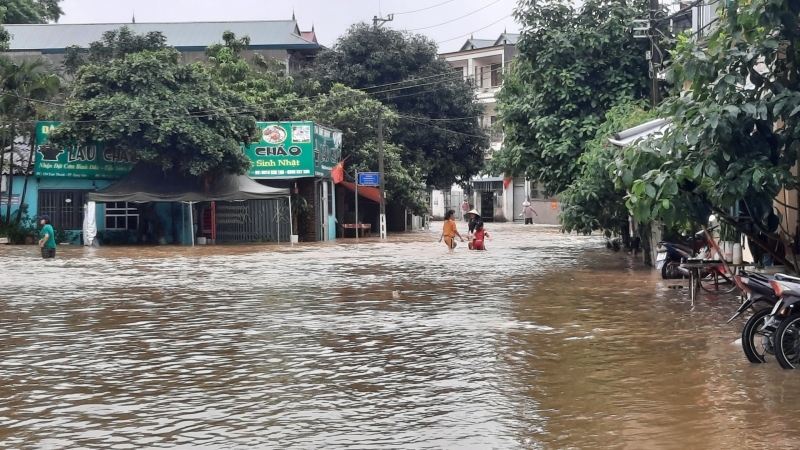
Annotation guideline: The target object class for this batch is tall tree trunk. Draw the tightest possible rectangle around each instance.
[5,122,16,224]
[16,127,36,224]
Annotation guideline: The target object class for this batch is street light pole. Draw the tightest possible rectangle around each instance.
[378,108,387,239]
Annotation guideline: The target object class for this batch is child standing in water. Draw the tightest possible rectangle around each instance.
[469,221,490,250]
[439,210,464,254]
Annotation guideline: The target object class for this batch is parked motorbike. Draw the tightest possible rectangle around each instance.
[765,274,800,369]
[657,231,712,279]
[732,271,780,363]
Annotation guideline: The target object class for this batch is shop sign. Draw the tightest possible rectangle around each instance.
[0,194,19,206]
[34,122,137,180]
[314,124,343,178]
[245,122,315,179]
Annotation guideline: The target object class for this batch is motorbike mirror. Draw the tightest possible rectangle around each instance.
[708,214,716,223]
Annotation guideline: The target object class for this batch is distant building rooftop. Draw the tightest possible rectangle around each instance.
[494,33,519,46]
[460,39,496,51]
[4,20,320,53]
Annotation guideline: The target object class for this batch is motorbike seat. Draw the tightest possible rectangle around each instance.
[776,273,800,283]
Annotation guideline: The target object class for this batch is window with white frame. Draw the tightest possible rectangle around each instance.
[105,202,139,230]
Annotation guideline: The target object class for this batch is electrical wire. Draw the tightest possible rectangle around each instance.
[436,14,513,45]
[407,0,502,32]
[401,115,489,139]
[14,63,505,124]
[1,63,507,126]
[393,0,454,15]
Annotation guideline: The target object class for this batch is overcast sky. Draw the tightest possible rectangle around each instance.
[58,0,520,53]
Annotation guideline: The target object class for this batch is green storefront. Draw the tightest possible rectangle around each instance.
[17,121,341,244]
[243,122,342,241]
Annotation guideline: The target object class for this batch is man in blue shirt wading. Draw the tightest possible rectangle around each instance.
[38,215,56,259]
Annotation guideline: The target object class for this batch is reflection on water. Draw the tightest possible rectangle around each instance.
[1,223,799,449]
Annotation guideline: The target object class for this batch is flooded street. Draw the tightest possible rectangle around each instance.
[2,222,800,449]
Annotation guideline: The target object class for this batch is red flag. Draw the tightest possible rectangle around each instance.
[503,177,512,189]
[331,156,350,184]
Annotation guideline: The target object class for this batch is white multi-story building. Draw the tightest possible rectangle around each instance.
[431,33,561,224]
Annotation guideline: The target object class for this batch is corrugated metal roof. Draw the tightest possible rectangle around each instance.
[4,20,320,52]
[494,33,519,45]
[460,39,496,51]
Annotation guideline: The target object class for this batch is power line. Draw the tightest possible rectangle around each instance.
[2,64,507,126]
[400,115,489,139]
[393,0,454,15]
[436,14,512,45]
[407,0,502,32]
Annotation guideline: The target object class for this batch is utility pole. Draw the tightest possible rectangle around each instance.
[649,0,661,107]
[372,13,394,31]
[378,108,387,239]
[372,10,391,239]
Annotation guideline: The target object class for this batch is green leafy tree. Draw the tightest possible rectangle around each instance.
[0,0,62,23]
[615,0,800,269]
[50,47,259,177]
[560,101,656,237]
[0,57,60,223]
[63,26,168,75]
[301,84,428,213]
[307,23,488,190]
[494,0,652,196]
[205,31,302,121]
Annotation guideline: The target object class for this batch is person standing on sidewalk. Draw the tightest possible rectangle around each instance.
[38,215,56,259]
[460,200,470,221]
[519,201,538,225]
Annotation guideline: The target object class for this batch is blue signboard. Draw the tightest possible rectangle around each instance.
[358,172,380,186]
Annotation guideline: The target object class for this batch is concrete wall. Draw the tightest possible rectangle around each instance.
[431,189,446,220]
[528,199,561,226]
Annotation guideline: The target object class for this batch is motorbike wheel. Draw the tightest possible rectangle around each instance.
[774,312,800,369]
[661,260,682,280]
[741,308,773,363]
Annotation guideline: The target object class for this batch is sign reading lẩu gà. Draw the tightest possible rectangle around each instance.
[245,122,342,179]
[35,122,138,180]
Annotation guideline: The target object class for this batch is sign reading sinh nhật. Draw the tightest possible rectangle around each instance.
[245,122,315,179]
[34,122,138,180]
[245,122,342,179]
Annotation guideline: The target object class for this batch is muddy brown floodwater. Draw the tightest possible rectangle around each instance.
[2,222,800,449]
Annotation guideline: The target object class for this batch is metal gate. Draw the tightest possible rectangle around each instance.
[215,199,290,243]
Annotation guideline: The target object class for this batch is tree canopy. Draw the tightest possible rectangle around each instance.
[559,101,656,236]
[50,46,259,177]
[307,23,488,190]
[0,0,62,23]
[615,0,800,269]
[205,31,302,122]
[494,0,652,195]
[63,26,168,75]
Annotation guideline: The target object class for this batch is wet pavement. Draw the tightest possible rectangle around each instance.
[1,222,800,449]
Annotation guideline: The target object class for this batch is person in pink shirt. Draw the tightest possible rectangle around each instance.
[460,200,470,221]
